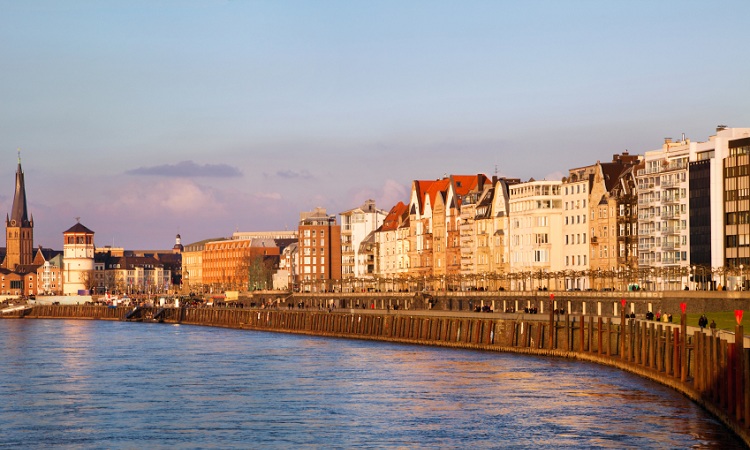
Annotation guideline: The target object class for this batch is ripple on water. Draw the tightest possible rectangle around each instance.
[0,319,745,449]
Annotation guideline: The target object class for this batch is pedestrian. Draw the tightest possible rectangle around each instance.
[709,319,717,336]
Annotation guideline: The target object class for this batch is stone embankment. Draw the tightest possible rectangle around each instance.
[6,303,750,446]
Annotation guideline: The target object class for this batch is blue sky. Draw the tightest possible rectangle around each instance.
[1,0,748,249]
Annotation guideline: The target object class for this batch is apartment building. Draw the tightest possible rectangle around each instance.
[408,175,487,290]
[612,161,642,288]
[562,167,595,290]
[458,176,498,288]
[298,207,341,292]
[588,154,641,290]
[373,202,409,284]
[489,178,518,289]
[636,137,692,290]
[509,179,563,290]
[339,200,387,280]
[697,126,750,289]
[203,237,284,291]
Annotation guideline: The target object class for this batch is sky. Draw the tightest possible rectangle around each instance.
[1,0,749,250]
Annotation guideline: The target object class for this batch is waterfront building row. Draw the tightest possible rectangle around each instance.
[5,126,750,298]
[172,126,750,295]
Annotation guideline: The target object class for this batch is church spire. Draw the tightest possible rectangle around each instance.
[9,148,30,227]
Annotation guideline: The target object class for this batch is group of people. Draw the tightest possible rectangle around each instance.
[645,310,673,322]
[698,314,717,333]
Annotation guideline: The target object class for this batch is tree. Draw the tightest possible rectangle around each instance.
[244,255,274,291]
[79,270,99,293]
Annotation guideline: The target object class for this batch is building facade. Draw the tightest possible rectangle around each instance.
[339,200,387,279]
[509,179,563,290]
[62,222,96,295]
[4,153,34,271]
[297,208,341,292]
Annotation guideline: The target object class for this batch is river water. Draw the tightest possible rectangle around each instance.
[0,319,744,449]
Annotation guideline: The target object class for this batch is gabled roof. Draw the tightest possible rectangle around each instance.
[33,247,63,265]
[15,263,42,274]
[412,175,488,216]
[380,202,409,232]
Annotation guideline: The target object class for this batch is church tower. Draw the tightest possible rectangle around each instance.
[5,151,34,270]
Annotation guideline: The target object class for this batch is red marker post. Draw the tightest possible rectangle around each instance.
[680,302,687,382]
[735,310,745,421]
[620,298,627,359]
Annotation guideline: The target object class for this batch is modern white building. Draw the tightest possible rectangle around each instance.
[509,179,563,290]
[690,126,750,290]
[340,200,387,279]
[636,137,693,290]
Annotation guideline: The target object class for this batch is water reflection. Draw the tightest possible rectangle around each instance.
[0,319,744,449]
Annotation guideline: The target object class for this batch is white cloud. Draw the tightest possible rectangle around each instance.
[100,179,226,217]
[253,192,283,201]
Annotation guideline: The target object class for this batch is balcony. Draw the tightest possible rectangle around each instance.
[661,211,682,219]
[661,226,679,235]
[661,195,680,204]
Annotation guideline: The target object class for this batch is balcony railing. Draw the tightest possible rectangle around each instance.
[661,211,682,219]
[661,226,679,235]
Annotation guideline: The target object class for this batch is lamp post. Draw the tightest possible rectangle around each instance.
[741,264,744,291]
[691,265,696,291]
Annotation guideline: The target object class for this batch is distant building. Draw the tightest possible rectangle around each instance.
[0,152,40,296]
[34,246,64,295]
[3,152,34,271]
[339,200,387,280]
[62,221,95,295]
[274,242,297,290]
[181,238,223,293]
[297,207,341,292]
[201,233,293,292]
[509,179,563,290]
[373,202,409,283]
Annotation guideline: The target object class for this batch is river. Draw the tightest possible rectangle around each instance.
[0,319,744,449]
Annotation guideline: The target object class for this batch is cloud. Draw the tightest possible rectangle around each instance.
[345,179,410,211]
[126,160,242,177]
[100,179,227,217]
[266,169,314,180]
[253,192,282,200]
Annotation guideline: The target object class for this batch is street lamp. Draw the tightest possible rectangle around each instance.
[650,267,655,291]
[691,265,696,291]
[741,264,744,291]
